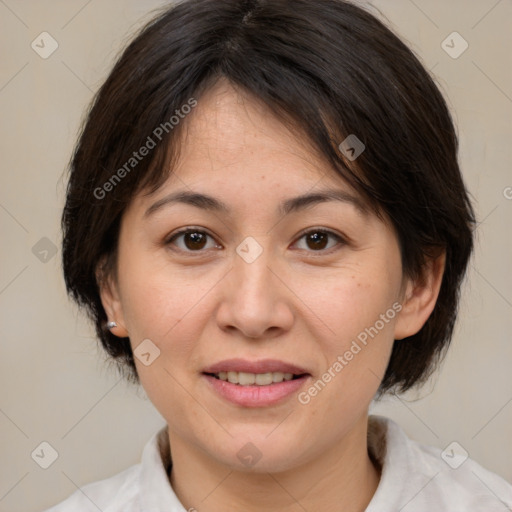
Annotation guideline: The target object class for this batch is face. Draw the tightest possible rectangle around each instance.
[102,80,418,473]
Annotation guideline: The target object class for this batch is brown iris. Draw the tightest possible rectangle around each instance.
[305,231,329,250]
[183,231,208,250]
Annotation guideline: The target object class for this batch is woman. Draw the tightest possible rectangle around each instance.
[47,0,512,510]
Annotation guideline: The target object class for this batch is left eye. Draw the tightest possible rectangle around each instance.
[166,228,344,254]
[293,229,344,252]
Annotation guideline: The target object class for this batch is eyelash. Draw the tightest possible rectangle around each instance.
[165,227,347,256]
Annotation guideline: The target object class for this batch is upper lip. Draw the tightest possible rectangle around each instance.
[202,358,310,375]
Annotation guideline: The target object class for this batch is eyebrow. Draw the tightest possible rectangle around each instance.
[144,188,367,218]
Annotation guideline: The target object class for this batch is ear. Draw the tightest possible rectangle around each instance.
[394,250,446,340]
[96,258,129,338]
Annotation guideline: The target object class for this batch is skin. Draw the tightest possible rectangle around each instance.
[100,79,445,512]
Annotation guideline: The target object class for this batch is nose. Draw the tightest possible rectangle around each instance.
[215,243,294,339]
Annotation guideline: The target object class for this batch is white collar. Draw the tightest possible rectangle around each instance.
[135,415,512,511]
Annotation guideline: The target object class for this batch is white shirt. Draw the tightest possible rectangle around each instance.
[43,415,512,511]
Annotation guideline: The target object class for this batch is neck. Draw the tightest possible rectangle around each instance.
[168,415,381,512]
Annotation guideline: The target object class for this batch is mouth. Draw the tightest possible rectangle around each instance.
[203,371,306,386]
[201,359,311,407]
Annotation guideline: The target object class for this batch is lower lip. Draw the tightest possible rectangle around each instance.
[202,374,310,407]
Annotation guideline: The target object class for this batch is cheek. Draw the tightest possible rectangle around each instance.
[117,248,214,342]
[292,261,401,403]
[295,263,401,346]
[116,250,213,419]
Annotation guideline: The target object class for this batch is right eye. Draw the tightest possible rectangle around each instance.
[165,228,222,254]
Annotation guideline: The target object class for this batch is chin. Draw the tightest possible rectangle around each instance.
[205,431,307,473]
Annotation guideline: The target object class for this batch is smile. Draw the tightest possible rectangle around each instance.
[208,371,302,386]
[201,358,312,407]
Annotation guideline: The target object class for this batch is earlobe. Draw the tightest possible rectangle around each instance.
[96,261,129,338]
[394,251,446,340]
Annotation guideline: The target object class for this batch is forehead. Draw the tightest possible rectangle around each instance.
[119,79,396,246]
[126,78,382,227]
[181,81,325,175]
[149,80,361,198]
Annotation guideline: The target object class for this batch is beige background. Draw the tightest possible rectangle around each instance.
[0,1,511,511]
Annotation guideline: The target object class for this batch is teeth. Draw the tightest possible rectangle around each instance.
[213,371,299,385]
[227,371,239,384]
[255,373,273,385]
[272,371,284,382]
[238,372,255,385]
